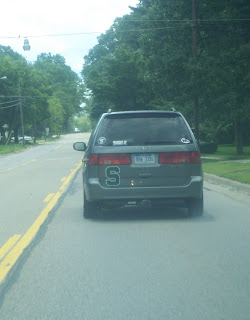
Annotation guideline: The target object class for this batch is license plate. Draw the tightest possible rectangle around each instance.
[135,153,155,164]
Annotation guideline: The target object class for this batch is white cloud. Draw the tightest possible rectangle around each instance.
[0,0,139,74]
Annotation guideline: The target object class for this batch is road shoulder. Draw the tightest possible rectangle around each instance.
[204,173,250,205]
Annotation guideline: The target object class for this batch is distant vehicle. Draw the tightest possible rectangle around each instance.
[74,127,80,133]
[73,110,203,218]
[11,135,32,142]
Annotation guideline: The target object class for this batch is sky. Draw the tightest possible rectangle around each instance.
[0,0,139,74]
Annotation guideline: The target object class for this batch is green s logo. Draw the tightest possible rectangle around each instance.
[105,166,120,186]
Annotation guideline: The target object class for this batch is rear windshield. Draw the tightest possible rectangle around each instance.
[95,113,193,146]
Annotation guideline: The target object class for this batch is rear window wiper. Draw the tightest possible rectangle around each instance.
[143,141,177,145]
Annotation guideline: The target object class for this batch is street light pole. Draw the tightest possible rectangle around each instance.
[192,0,200,143]
[18,84,25,146]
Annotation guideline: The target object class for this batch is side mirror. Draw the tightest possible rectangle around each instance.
[73,142,87,151]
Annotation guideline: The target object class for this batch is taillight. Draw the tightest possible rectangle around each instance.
[99,154,131,165]
[159,152,200,164]
[88,154,99,165]
[87,153,131,165]
[190,152,201,163]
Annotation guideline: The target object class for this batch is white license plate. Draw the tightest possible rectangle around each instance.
[135,154,155,164]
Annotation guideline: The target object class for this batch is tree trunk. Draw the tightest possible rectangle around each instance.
[0,128,7,144]
[235,120,243,155]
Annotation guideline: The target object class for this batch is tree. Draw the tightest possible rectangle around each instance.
[34,53,85,132]
[0,47,85,144]
[82,0,250,153]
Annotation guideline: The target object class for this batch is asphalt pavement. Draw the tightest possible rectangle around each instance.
[0,136,249,320]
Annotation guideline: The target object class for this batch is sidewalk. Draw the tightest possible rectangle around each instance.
[204,173,250,198]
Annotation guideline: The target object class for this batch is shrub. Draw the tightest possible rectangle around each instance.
[200,142,218,154]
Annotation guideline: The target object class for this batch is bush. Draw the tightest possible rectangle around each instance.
[200,142,218,154]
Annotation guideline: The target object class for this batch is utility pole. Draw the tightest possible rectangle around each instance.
[18,84,25,146]
[192,0,200,142]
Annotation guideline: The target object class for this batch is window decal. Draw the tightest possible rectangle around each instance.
[181,138,190,144]
[98,137,106,145]
[113,140,128,146]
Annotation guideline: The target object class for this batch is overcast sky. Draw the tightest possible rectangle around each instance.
[0,0,139,74]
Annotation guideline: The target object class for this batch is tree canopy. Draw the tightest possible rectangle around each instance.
[82,0,250,153]
[0,46,85,144]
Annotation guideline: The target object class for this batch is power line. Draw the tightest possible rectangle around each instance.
[0,99,19,105]
[0,103,20,110]
[0,19,249,39]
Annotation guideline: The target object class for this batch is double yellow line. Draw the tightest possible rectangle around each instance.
[0,160,82,285]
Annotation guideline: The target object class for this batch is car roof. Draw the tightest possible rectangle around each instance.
[102,110,182,117]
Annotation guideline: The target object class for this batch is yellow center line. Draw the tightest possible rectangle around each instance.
[21,159,37,167]
[0,160,82,285]
[43,193,55,203]
[55,144,63,150]
[0,159,37,173]
[0,235,22,261]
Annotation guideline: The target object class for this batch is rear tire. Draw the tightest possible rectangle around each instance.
[83,192,97,219]
[188,194,204,217]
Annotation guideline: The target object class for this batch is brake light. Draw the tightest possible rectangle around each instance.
[88,154,99,165]
[99,154,131,165]
[190,151,201,163]
[87,153,131,165]
[159,152,201,164]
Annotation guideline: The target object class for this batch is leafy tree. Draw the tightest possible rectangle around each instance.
[74,114,91,132]
[0,47,85,144]
[48,96,65,137]
[82,0,250,153]
[34,53,85,132]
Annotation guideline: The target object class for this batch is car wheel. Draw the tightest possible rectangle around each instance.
[188,193,204,217]
[83,192,97,219]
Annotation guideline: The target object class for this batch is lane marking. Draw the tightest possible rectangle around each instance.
[43,193,55,203]
[21,159,37,167]
[61,177,66,182]
[47,158,73,161]
[55,144,64,150]
[0,235,21,261]
[0,160,82,285]
[0,159,37,173]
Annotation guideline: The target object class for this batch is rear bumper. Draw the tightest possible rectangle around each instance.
[84,176,203,202]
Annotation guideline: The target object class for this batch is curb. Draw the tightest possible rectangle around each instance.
[204,173,250,197]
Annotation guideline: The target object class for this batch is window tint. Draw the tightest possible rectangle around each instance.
[95,114,192,146]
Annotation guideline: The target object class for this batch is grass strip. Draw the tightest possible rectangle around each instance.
[0,144,32,155]
[202,145,250,160]
[203,161,250,184]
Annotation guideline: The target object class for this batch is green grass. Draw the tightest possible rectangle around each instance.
[0,144,32,155]
[202,145,250,160]
[203,161,250,184]
[0,136,61,155]
[202,145,250,184]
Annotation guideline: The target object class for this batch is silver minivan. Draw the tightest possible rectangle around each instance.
[74,110,203,218]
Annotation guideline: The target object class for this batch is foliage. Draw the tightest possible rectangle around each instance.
[200,142,218,154]
[81,0,250,154]
[74,114,91,132]
[0,46,84,144]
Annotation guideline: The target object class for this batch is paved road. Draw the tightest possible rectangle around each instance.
[0,134,89,248]
[0,135,249,320]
